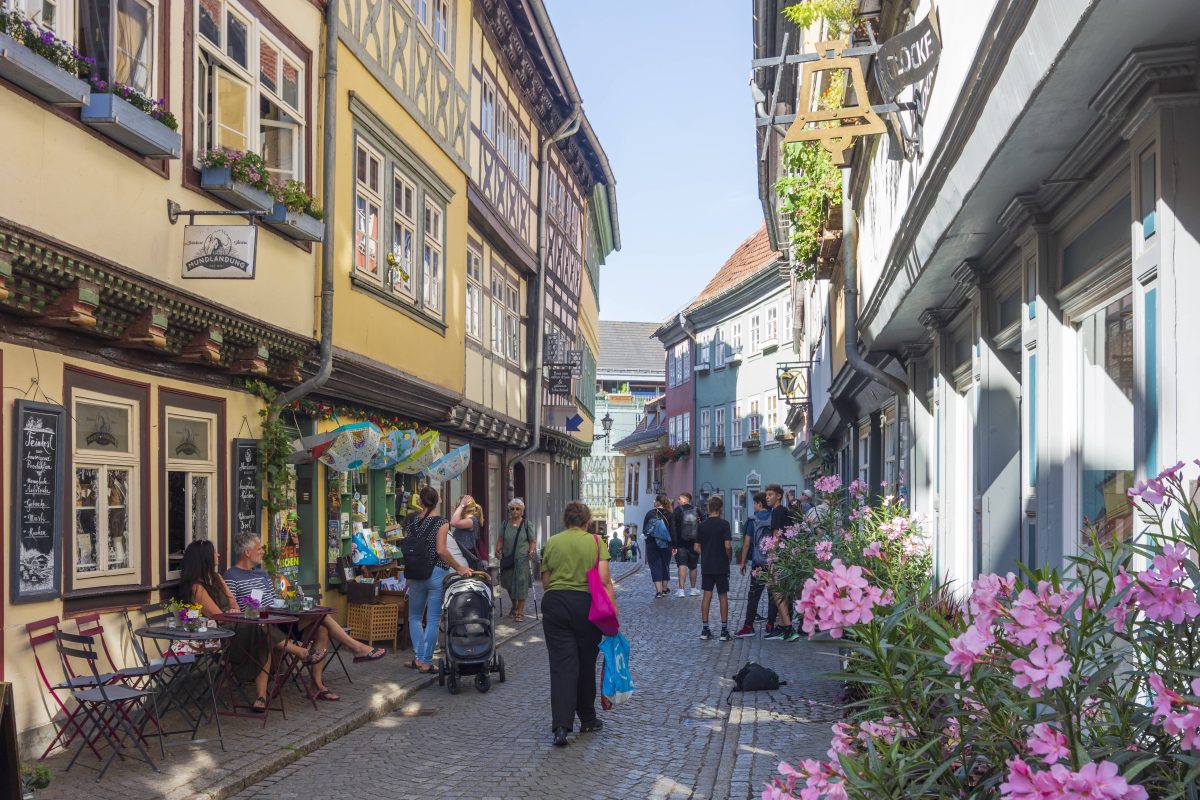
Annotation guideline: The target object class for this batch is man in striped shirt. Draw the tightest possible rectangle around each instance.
[225,531,387,702]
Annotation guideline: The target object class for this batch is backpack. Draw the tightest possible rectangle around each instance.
[646,513,672,550]
[401,514,439,581]
[678,506,700,543]
[731,661,782,692]
[746,516,769,566]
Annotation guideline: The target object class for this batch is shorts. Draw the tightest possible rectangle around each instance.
[701,573,730,594]
[675,547,699,570]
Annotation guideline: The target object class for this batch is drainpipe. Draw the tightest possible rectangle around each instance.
[510,105,583,488]
[274,0,338,413]
[839,170,911,487]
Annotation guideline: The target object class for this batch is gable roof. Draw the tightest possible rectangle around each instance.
[598,321,664,377]
[686,226,777,312]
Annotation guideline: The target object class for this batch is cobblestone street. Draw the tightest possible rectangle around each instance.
[235,566,842,800]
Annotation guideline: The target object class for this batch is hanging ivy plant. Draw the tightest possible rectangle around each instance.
[239,379,294,519]
[781,0,857,37]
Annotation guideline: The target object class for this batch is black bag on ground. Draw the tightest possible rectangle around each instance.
[731,661,782,692]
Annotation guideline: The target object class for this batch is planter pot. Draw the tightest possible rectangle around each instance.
[711,445,726,457]
[743,439,762,450]
[80,92,181,158]
[0,31,89,105]
[200,166,276,212]
[263,202,325,242]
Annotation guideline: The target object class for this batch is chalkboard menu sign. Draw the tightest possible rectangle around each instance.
[233,438,262,537]
[12,400,64,603]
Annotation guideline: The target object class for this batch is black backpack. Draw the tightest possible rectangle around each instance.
[731,661,782,692]
[401,514,438,580]
[679,506,700,543]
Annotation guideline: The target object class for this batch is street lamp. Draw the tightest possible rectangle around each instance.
[594,412,613,441]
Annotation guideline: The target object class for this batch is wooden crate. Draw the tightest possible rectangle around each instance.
[346,602,399,651]
[376,590,411,650]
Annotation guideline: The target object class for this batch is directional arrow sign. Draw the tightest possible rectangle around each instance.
[565,413,584,432]
[544,407,586,431]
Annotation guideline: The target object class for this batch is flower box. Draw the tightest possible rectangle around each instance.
[727,349,744,366]
[710,443,726,457]
[80,91,181,158]
[200,166,276,212]
[0,31,89,106]
[263,202,325,242]
[742,437,762,450]
[774,432,795,443]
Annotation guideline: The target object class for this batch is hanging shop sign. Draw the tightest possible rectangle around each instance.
[776,362,814,407]
[566,349,583,377]
[182,225,258,279]
[12,400,64,603]
[548,364,573,396]
[876,13,941,102]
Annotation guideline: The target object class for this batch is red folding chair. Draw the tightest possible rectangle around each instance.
[26,616,113,761]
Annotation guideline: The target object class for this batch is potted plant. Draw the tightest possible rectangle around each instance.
[241,596,262,619]
[80,76,180,158]
[199,148,280,212]
[162,597,183,628]
[263,179,325,242]
[773,427,795,443]
[744,430,762,450]
[21,764,52,799]
[674,442,691,461]
[0,10,90,105]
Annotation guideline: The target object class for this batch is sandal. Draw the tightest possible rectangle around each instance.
[315,689,340,702]
[354,647,386,663]
[416,663,437,674]
[402,659,419,670]
[303,647,327,665]
[512,614,525,622]
[251,696,268,713]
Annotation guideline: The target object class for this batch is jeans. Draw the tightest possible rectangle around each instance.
[743,572,778,628]
[542,590,602,731]
[408,565,449,663]
[646,542,672,583]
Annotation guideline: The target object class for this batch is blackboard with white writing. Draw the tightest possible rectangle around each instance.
[233,438,262,537]
[12,400,64,603]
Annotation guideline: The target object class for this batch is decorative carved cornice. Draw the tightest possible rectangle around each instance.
[997,194,1049,232]
[443,400,531,448]
[919,308,946,335]
[952,260,986,292]
[1090,42,1200,140]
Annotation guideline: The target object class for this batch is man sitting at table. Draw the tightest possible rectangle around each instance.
[225,531,386,702]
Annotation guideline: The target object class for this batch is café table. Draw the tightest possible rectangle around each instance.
[275,605,335,708]
[212,611,299,724]
[134,625,234,749]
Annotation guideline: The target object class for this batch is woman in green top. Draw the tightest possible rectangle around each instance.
[495,498,536,621]
[540,501,616,747]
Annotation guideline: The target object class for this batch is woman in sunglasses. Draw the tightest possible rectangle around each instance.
[496,498,536,622]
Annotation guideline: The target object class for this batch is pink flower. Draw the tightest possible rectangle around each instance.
[944,623,995,678]
[862,541,883,559]
[797,560,891,638]
[1026,723,1069,765]
[1011,644,1071,698]
[1066,760,1148,800]
[1158,460,1186,481]
[814,540,833,561]
[814,475,843,494]
[970,572,1016,627]
[1005,588,1063,647]
[1127,477,1166,505]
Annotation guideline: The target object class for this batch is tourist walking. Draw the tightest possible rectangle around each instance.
[695,495,733,641]
[496,498,536,622]
[541,501,617,747]
[672,492,701,597]
[763,483,800,641]
[643,494,675,597]
[404,487,471,674]
[734,492,777,638]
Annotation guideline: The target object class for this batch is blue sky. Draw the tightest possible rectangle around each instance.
[544,0,765,325]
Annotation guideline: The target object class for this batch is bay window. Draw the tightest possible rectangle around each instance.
[164,411,216,578]
[195,0,305,180]
[72,394,139,584]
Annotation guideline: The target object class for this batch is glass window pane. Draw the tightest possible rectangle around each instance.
[107,469,130,569]
[192,475,210,541]
[216,70,250,149]
[282,60,300,109]
[77,402,131,452]
[1079,294,1134,547]
[1140,151,1157,239]
[198,0,220,46]
[167,471,187,574]
[1062,195,1131,286]
[261,101,299,180]
[226,11,247,67]
[76,468,99,573]
[168,416,210,461]
[259,39,278,91]
[115,0,152,93]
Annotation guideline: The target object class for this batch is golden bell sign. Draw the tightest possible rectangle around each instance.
[783,40,886,167]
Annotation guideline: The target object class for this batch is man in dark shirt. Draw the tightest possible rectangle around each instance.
[693,495,732,641]
[764,483,799,641]
[672,493,701,597]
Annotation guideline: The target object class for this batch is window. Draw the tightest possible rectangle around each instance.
[731,321,742,354]
[714,327,725,368]
[750,313,761,352]
[748,399,762,439]
[731,402,742,450]
[882,410,897,489]
[858,428,869,484]
[646,454,655,492]
[714,406,725,449]
[681,343,690,379]
[517,132,531,189]
[766,306,778,342]
[496,103,509,165]
[481,78,496,142]
[632,462,640,505]
[682,412,691,444]
[354,142,382,278]
[17,0,69,36]
[465,245,482,340]
[72,395,139,583]
[408,0,426,25]
[666,350,675,388]
[505,279,520,363]
[784,298,793,342]
[422,200,443,315]
[391,169,415,296]
[490,268,506,356]
[196,0,305,181]
[699,408,710,453]
[668,415,677,447]
[165,411,216,578]
[766,394,778,435]
[732,490,746,530]
[430,0,447,52]
[78,0,156,95]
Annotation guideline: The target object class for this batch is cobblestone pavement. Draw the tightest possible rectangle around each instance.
[234,566,842,800]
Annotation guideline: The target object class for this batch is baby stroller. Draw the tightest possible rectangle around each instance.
[438,571,507,694]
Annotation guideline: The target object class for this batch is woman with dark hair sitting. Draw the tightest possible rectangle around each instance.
[179,539,317,711]
[540,501,617,747]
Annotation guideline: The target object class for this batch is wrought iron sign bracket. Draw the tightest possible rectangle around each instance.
[776,361,816,408]
[167,200,269,226]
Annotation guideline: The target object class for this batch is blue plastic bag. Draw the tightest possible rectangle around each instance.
[600,632,634,706]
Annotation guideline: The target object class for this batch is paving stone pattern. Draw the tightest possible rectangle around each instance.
[234,566,842,800]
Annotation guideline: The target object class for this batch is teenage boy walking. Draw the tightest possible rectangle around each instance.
[694,494,733,641]
[763,483,800,641]
[673,492,702,597]
[734,492,778,637]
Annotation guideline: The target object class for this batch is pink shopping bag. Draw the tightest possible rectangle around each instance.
[587,534,620,636]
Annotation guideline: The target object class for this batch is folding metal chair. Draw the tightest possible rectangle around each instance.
[299,584,352,684]
[54,630,162,779]
[26,617,111,762]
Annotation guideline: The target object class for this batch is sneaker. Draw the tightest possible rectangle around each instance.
[763,627,784,640]
[755,613,766,622]
[675,589,686,598]
[784,630,801,642]
[699,626,713,641]
[719,628,732,642]
[734,624,756,638]
[690,587,702,597]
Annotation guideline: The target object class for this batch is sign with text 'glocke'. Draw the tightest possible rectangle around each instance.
[182,225,258,279]
[876,12,941,101]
